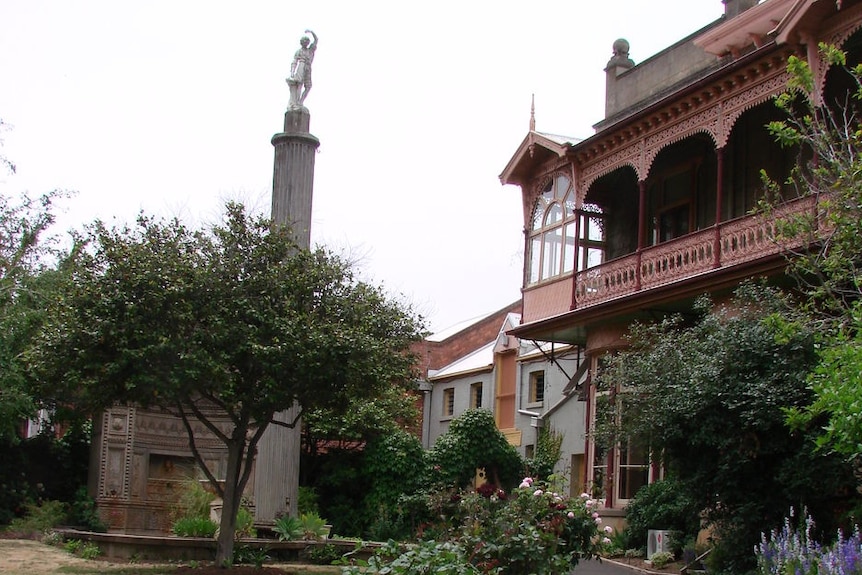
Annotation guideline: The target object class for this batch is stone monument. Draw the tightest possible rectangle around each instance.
[253,29,321,525]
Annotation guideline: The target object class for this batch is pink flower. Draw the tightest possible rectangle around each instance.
[591,512,599,519]
[519,481,531,489]
[595,517,603,524]
[567,511,575,519]
[533,489,544,496]
[580,493,590,499]
[585,499,594,508]
[604,525,613,534]
[602,537,612,545]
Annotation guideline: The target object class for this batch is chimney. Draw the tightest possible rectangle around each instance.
[605,38,635,118]
[723,0,759,18]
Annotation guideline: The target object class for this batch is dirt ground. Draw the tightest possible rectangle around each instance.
[0,539,342,575]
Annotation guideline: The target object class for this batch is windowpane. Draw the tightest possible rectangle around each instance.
[529,371,545,404]
[443,388,454,417]
[542,228,563,280]
[531,199,544,230]
[564,189,576,217]
[544,203,563,225]
[471,382,483,409]
[529,236,541,283]
[562,223,576,274]
[587,247,603,269]
[555,175,571,198]
[588,216,604,241]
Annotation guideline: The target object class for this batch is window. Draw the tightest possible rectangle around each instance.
[470,382,483,409]
[525,444,535,459]
[528,175,577,284]
[577,204,605,272]
[442,388,454,417]
[650,166,695,244]
[528,371,545,405]
[617,439,650,502]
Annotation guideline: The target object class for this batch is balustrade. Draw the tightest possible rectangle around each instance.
[572,196,812,309]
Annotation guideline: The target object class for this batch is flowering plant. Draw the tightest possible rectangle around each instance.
[341,477,605,575]
[453,477,605,574]
[756,510,862,575]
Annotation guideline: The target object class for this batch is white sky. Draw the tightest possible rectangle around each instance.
[0,1,723,333]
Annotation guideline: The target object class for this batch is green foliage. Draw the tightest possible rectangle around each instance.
[623,479,700,554]
[348,481,603,575]
[596,283,859,574]
[273,515,303,541]
[0,189,70,442]
[361,428,427,539]
[297,485,319,515]
[68,486,106,532]
[234,505,256,539]
[171,516,218,538]
[232,544,269,567]
[303,542,343,565]
[525,426,564,481]
[428,409,524,490]
[649,551,674,569]
[300,511,329,539]
[7,499,68,535]
[29,202,425,564]
[173,480,215,522]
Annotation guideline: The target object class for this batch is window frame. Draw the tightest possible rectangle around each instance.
[442,387,455,418]
[527,370,545,407]
[470,382,483,410]
[527,174,579,284]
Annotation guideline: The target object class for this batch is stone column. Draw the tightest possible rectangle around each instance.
[270,108,320,249]
[254,107,320,525]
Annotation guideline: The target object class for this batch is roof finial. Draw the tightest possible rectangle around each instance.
[530,93,536,132]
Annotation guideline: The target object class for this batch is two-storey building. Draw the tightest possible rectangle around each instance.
[500,0,862,512]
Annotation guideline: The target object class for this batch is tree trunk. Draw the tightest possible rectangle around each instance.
[215,436,245,565]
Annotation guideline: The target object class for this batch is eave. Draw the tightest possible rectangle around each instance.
[499,131,579,187]
[696,0,796,56]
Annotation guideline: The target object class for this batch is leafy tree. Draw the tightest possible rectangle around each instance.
[428,408,524,490]
[596,284,859,574]
[760,44,862,464]
[0,190,69,440]
[28,202,424,564]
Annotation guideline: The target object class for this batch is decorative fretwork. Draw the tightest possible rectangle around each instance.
[569,197,812,308]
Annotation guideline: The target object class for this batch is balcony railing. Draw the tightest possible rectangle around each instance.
[573,196,814,308]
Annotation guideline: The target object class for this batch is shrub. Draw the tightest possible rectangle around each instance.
[172,516,218,538]
[234,505,256,539]
[173,479,215,521]
[650,551,674,569]
[623,478,700,554]
[7,499,68,535]
[273,515,303,541]
[297,485,319,515]
[300,511,329,539]
[68,486,106,532]
[428,409,524,490]
[349,478,605,575]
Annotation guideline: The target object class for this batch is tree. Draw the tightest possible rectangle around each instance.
[28,202,425,563]
[760,45,862,464]
[595,284,859,574]
[0,189,69,440]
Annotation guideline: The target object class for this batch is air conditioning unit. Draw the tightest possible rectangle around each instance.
[647,529,673,560]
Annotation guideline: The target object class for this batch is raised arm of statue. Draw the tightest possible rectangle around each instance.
[305,29,318,51]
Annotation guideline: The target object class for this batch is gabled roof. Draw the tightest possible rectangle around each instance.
[429,312,522,381]
[499,131,580,187]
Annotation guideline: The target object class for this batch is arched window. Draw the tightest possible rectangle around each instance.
[528,175,577,284]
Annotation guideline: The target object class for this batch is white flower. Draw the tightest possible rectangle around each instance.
[533,489,544,496]
[519,481,531,489]
[580,493,590,499]
[604,525,613,534]
[595,517,603,524]
[567,511,575,519]
[602,537,612,545]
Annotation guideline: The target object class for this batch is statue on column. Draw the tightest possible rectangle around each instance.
[287,30,318,110]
